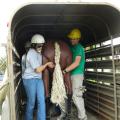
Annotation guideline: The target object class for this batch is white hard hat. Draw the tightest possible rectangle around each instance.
[31,34,45,44]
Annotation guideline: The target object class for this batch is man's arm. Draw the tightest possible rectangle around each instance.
[64,56,81,73]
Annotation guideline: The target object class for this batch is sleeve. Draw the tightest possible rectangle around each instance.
[76,47,83,57]
[27,50,40,70]
[21,55,25,75]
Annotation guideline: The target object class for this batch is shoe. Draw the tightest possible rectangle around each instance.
[79,116,87,120]
[51,112,61,117]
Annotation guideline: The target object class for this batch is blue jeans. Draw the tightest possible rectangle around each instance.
[23,78,46,120]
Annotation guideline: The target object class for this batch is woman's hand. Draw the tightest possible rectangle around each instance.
[47,62,55,68]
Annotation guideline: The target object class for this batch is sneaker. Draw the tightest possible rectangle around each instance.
[56,112,66,120]
[79,116,87,120]
[51,112,61,117]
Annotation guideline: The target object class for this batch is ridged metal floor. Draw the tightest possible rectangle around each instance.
[49,110,98,120]
[47,103,98,120]
[86,111,98,120]
[21,103,99,120]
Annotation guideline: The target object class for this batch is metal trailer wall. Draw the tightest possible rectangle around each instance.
[85,41,120,120]
[11,35,120,120]
[12,49,22,120]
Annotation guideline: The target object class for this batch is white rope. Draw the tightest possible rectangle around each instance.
[51,42,67,112]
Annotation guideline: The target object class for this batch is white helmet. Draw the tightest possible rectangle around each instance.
[31,34,45,44]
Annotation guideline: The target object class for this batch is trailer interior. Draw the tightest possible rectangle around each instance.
[10,3,120,120]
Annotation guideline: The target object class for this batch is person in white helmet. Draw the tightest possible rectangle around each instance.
[22,41,31,78]
[21,41,31,106]
[22,34,54,120]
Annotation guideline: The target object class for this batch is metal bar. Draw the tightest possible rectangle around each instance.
[111,36,118,120]
[13,62,20,67]
[85,60,112,69]
[85,77,113,84]
[87,92,114,104]
[85,71,113,77]
[86,44,120,59]
[7,33,16,120]
[86,101,114,120]
[14,78,21,95]
[86,96,114,111]
[86,81,114,90]
[12,45,20,59]
[85,45,112,59]
[86,87,114,97]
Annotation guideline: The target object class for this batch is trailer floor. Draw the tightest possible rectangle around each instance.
[49,111,98,120]
[48,104,98,120]
[21,104,99,120]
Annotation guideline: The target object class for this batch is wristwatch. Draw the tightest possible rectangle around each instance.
[63,69,67,74]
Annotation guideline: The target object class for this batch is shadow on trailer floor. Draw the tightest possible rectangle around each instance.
[49,109,98,120]
[21,104,98,120]
[47,104,98,120]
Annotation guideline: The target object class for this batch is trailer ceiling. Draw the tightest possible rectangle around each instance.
[10,4,120,56]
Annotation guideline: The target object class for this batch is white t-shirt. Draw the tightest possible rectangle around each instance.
[21,54,26,78]
[22,48,42,79]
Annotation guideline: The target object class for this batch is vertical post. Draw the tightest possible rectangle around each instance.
[111,36,117,120]
[7,33,16,120]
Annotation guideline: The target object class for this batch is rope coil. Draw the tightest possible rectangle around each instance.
[51,42,67,112]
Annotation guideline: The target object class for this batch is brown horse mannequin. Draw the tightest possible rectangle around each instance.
[42,40,72,119]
